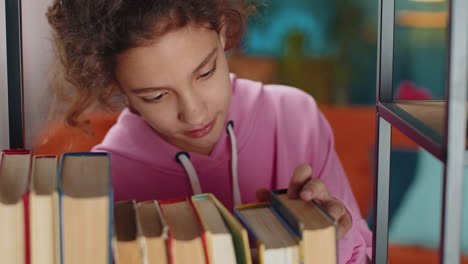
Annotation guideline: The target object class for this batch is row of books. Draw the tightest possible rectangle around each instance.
[116,192,338,264]
[0,149,337,264]
[0,150,112,264]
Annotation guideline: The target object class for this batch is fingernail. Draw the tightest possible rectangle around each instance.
[300,190,313,201]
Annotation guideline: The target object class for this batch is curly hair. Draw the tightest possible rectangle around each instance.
[46,0,254,127]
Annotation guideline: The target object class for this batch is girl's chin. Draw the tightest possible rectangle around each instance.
[180,134,220,154]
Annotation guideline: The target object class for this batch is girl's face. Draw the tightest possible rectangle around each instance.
[115,24,232,155]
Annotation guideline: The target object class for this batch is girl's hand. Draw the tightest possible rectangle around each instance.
[256,164,352,240]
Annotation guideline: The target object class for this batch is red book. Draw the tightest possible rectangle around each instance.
[158,197,210,264]
[29,155,60,264]
[0,149,32,264]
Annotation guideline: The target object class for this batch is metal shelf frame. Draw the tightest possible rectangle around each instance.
[373,0,468,263]
[5,0,24,149]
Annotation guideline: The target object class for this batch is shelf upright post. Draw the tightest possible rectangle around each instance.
[441,0,468,262]
[373,0,395,263]
[5,0,24,149]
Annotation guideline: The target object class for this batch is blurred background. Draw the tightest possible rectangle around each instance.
[0,0,449,148]
[2,0,466,263]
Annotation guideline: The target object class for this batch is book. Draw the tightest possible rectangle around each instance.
[235,202,300,264]
[113,200,144,264]
[158,197,208,264]
[29,155,60,264]
[0,149,31,264]
[192,194,238,264]
[192,194,252,264]
[58,152,113,264]
[271,189,337,264]
[136,200,169,264]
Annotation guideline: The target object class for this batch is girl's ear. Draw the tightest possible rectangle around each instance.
[124,98,141,116]
[114,81,141,115]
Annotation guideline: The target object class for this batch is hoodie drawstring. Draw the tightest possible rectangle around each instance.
[226,121,242,206]
[176,152,202,195]
[175,121,242,206]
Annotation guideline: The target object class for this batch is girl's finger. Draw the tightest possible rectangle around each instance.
[299,177,329,202]
[288,164,313,199]
[337,210,352,240]
[324,199,346,221]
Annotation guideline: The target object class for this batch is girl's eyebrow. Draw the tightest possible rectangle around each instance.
[191,46,218,76]
[130,47,218,95]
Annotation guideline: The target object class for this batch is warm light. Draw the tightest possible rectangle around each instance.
[397,11,447,28]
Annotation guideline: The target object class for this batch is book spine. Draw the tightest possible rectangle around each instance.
[166,234,175,264]
[234,203,268,251]
[153,201,169,239]
[157,197,187,264]
[158,196,187,205]
[195,194,252,264]
[2,149,33,264]
[268,204,300,239]
[108,189,114,264]
[107,153,113,264]
[34,155,57,159]
[2,148,30,154]
[187,198,211,264]
[190,196,213,264]
[58,152,113,264]
[23,193,30,264]
[271,189,302,237]
[58,154,65,264]
[268,204,304,263]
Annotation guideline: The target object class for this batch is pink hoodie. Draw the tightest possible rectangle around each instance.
[93,74,372,264]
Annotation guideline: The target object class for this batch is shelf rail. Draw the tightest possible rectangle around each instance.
[5,0,24,149]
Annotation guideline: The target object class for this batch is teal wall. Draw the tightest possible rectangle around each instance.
[241,0,448,104]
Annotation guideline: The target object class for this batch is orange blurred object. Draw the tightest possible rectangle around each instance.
[33,112,120,156]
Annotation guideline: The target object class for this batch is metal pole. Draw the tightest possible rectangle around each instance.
[376,0,395,103]
[5,0,24,149]
[441,0,468,262]
[372,116,391,264]
[373,0,395,260]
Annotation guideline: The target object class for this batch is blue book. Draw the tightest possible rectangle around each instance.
[271,189,337,264]
[234,202,301,264]
[58,152,113,264]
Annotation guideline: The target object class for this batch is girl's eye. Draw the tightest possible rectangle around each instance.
[199,62,217,80]
[143,92,168,103]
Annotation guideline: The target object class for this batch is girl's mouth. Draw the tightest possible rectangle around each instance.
[185,120,215,138]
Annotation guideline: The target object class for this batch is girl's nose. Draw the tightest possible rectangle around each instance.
[178,90,208,127]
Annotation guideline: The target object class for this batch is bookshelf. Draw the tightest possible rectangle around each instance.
[373,0,468,264]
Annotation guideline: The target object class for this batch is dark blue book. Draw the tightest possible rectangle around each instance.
[271,189,337,264]
[234,202,300,264]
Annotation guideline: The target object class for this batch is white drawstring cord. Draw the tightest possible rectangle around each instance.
[226,121,242,206]
[175,120,242,206]
[176,152,202,195]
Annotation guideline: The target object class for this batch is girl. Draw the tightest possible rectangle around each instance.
[47,0,371,263]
